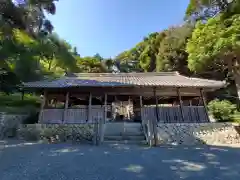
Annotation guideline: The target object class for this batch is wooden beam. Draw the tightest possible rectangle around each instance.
[46,86,201,97]
[177,88,185,122]
[63,92,69,123]
[200,88,210,122]
[153,87,158,146]
[127,96,131,120]
[139,95,143,122]
[140,96,143,108]
[87,93,92,122]
[38,90,47,123]
[104,93,107,123]
[154,87,159,122]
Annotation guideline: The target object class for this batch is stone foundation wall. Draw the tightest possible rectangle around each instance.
[0,113,28,138]
[157,123,240,146]
[17,124,95,143]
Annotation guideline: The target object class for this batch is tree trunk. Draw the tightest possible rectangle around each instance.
[233,69,240,100]
[48,60,53,71]
[232,58,240,107]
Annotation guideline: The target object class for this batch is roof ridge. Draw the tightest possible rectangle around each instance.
[66,71,180,77]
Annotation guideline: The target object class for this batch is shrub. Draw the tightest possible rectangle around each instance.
[208,99,237,122]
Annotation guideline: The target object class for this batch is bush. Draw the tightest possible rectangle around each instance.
[208,99,237,122]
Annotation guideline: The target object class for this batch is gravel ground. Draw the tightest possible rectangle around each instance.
[1,140,240,180]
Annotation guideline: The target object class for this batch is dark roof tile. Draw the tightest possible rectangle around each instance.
[24,72,225,89]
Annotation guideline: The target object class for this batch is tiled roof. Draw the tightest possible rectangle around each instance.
[23,72,225,89]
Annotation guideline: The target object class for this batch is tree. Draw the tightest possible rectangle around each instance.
[0,29,42,83]
[139,46,153,72]
[93,53,103,62]
[38,33,77,73]
[185,0,240,21]
[104,58,114,72]
[156,24,193,75]
[0,0,57,36]
[0,0,59,91]
[72,46,80,56]
[186,14,240,100]
[114,32,161,72]
[77,56,107,73]
[0,28,78,85]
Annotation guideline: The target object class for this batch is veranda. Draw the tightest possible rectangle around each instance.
[24,72,225,125]
[37,87,209,124]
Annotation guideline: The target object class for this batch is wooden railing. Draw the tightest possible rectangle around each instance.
[141,106,209,123]
[64,108,87,124]
[41,106,104,124]
[41,109,64,124]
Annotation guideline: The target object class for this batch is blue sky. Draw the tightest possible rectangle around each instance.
[47,0,189,58]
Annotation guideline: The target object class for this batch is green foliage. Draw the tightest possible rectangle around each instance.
[0,93,41,113]
[185,0,240,21]
[139,46,152,72]
[187,15,240,72]
[156,24,193,75]
[77,56,107,73]
[187,14,240,100]
[0,0,57,35]
[208,99,237,122]
[115,25,194,74]
[0,28,78,90]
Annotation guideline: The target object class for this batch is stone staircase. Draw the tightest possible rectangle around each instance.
[104,122,146,144]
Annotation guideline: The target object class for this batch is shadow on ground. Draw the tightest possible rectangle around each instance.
[0,140,240,180]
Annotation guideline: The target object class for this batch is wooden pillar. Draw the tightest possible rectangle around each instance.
[139,96,143,123]
[104,93,107,123]
[38,90,47,123]
[98,93,107,143]
[153,87,159,122]
[140,96,143,108]
[153,87,158,146]
[87,93,92,122]
[177,88,185,122]
[200,88,210,122]
[63,92,69,123]
[127,96,131,120]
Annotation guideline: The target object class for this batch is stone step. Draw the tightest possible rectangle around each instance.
[104,135,145,141]
[103,140,147,145]
[104,131,144,136]
[104,123,143,136]
[104,123,142,129]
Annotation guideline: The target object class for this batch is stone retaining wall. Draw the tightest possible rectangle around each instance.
[157,123,240,145]
[0,113,28,138]
[17,124,95,143]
